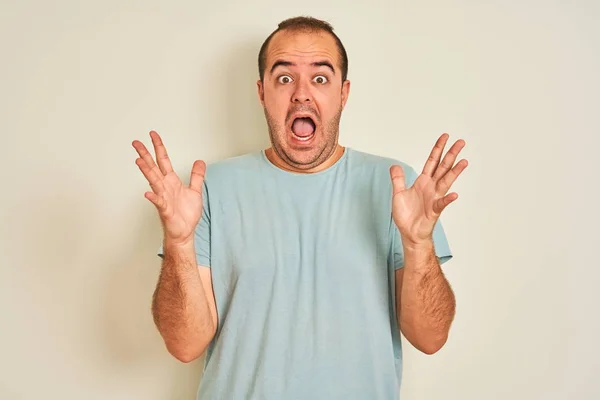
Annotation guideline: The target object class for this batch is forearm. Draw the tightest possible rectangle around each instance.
[152,239,215,362]
[398,239,455,354]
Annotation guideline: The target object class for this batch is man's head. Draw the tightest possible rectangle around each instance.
[257,16,351,172]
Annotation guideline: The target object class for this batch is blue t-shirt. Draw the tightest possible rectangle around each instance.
[159,147,452,399]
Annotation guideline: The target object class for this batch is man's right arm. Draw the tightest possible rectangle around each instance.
[152,238,217,363]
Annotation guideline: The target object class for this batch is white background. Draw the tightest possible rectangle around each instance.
[1,0,598,399]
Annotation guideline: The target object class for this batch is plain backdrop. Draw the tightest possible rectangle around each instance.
[1,0,598,399]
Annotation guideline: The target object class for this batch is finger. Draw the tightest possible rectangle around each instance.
[132,139,162,177]
[436,159,468,195]
[432,139,466,182]
[144,191,164,210]
[150,131,174,175]
[433,192,459,214]
[189,160,206,194]
[135,157,165,194]
[422,133,449,177]
[390,165,406,194]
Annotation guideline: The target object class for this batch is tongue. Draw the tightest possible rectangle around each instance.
[292,118,315,137]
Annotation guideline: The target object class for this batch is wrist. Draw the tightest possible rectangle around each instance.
[402,237,436,270]
[163,236,195,255]
[402,236,434,253]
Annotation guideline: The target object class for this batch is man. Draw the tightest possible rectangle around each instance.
[132,16,468,400]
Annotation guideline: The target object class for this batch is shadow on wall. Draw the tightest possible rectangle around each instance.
[100,205,206,399]
[100,39,269,398]
[209,37,271,159]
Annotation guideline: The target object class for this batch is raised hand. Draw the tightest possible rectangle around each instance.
[390,133,468,246]
[132,131,206,245]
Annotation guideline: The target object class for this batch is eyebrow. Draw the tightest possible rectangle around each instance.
[270,60,336,75]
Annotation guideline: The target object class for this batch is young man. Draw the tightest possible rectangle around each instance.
[132,16,468,400]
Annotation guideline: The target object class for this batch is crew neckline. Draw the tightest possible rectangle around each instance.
[260,147,350,177]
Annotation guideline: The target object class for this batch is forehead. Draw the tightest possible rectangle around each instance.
[265,30,339,70]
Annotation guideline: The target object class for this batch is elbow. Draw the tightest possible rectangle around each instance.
[417,334,448,355]
[419,343,442,355]
[400,323,450,355]
[167,343,208,363]
[164,328,215,364]
[156,320,217,363]
[171,350,201,364]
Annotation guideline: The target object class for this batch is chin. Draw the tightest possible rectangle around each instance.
[282,138,330,169]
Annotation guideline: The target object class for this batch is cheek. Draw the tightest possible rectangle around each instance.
[265,90,289,115]
[316,88,341,109]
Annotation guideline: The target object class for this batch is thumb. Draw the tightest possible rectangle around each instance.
[390,165,405,194]
[189,160,206,194]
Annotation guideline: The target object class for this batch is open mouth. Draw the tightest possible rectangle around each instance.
[291,117,316,142]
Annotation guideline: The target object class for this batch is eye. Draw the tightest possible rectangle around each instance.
[313,75,328,84]
[278,75,293,84]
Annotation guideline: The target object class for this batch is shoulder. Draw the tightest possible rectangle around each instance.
[203,151,263,182]
[346,148,417,178]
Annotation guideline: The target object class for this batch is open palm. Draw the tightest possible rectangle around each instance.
[132,131,206,245]
[390,134,468,245]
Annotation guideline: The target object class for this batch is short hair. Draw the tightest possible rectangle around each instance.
[257,16,349,82]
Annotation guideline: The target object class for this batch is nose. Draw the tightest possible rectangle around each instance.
[292,80,312,103]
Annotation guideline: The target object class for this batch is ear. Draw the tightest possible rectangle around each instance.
[257,79,265,106]
[341,79,351,109]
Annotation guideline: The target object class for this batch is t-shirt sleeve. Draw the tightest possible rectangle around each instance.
[156,181,211,267]
[392,164,453,270]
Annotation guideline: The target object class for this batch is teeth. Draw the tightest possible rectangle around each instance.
[293,133,314,141]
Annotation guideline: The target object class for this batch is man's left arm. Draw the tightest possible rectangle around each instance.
[395,240,455,354]
[389,133,468,355]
